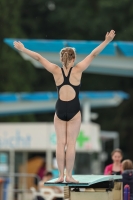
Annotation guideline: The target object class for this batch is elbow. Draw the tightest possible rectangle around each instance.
[93,53,97,57]
[36,54,41,61]
[91,51,97,58]
[91,53,97,58]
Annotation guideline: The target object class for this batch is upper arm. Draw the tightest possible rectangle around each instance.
[38,54,59,74]
[76,53,95,72]
[104,164,112,175]
[104,166,108,175]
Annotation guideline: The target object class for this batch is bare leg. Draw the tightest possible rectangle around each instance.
[54,113,67,182]
[65,111,81,183]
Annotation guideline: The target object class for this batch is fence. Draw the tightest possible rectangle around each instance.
[0,173,40,200]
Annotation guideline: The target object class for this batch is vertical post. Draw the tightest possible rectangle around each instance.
[46,150,52,171]
[82,100,91,123]
[82,100,94,174]
[9,150,15,200]
[114,133,119,149]
[22,152,28,199]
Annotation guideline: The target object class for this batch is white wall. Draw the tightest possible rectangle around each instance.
[0,122,101,152]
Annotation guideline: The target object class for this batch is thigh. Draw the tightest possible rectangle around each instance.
[66,111,81,144]
[54,113,67,144]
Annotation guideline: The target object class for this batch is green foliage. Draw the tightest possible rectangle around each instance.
[19,0,133,40]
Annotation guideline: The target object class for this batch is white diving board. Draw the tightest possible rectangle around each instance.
[44,175,122,187]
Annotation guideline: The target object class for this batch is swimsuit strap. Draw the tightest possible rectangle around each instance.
[67,67,73,78]
[61,68,66,78]
[61,67,73,79]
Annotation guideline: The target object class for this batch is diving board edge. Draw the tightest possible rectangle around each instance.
[44,175,122,187]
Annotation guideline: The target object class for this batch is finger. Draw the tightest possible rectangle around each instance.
[14,41,18,45]
[19,41,23,45]
[111,32,115,36]
[14,42,18,47]
[13,42,17,46]
[111,30,115,34]
[106,32,109,36]
[109,31,115,36]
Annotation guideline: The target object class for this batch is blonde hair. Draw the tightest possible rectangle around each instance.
[60,47,76,69]
[122,159,133,170]
[111,148,123,157]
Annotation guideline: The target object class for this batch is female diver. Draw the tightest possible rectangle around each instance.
[14,30,115,183]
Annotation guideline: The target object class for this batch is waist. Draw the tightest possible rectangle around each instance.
[56,98,81,112]
[56,83,81,90]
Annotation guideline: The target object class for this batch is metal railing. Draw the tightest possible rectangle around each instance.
[0,173,41,200]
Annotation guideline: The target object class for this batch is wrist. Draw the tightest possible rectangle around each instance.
[20,47,26,53]
[104,39,110,44]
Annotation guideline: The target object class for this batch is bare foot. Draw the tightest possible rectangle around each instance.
[65,176,79,183]
[55,176,64,183]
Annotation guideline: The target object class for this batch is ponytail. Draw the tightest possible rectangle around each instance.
[63,52,69,69]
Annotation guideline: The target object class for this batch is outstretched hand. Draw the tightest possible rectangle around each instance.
[13,41,25,51]
[105,30,116,42]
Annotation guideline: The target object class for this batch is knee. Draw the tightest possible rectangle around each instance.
[66,140,76,147]
[57,140,67,147]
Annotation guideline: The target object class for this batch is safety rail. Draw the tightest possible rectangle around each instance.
[0,173,40,200]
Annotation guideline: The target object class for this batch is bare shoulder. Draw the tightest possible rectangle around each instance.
[73,64,82,75]
[52,65,61,75]
[52,66,62,85]
[71,65,83,83]
[74,53,94,72]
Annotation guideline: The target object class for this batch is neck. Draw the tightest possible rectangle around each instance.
[113,162,121,166]
[63,63,74,69]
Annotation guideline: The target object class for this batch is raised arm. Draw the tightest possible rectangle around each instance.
[13,41,58,73]
[76,30,116,72]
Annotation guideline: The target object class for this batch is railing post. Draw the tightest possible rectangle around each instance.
[9,150,15,200]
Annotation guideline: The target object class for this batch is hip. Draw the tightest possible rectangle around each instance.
[55,98,81,113]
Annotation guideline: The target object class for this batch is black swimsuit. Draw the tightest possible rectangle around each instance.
[55,67,81,121]
[111,171,121,175]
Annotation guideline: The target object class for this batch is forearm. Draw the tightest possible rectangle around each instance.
[22,48,40,61]
[91,40,110,57]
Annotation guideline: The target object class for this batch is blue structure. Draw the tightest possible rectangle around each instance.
[4,39,133,77]
[4,39,133,56]
[0,91,129,121]
[0,91,129,103]
[1,39,131,119]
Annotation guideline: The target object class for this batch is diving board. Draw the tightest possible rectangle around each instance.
[4,39,133,77]
[45,174,122,187]
[0,91,129,117]
[45,175,123,200]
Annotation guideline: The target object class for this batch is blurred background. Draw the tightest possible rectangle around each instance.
[0,0,133,200]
